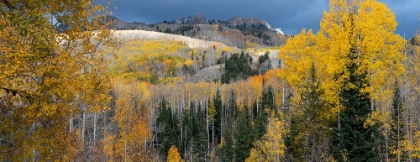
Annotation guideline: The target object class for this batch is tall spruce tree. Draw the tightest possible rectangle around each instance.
[221,128,234,161]
[193,103,208,161]
[286,63,332,161]
[220,91,237,161]
[252,102,269,144]
[157,98,179,157]
[331,45,380,161]
[234,106,254,162]
[261,83,275,112]
[390,83,407,161]
[212,90,223,145]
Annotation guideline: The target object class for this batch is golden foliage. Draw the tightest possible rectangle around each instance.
[184,59,194,67]
[0,0,114,160]
[167,145,182,162]
[110,40,193,82]
[105,80,152,161]
[246,116,285,162]
[279,0,405,134]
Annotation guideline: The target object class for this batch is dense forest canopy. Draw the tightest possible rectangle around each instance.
[1,0,420,161]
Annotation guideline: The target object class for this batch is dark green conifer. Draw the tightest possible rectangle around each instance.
[331,45,380,162]
[389,82,407,161]
[234,106,254,162]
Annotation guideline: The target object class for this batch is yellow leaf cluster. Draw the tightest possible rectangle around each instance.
[246,117,285,162]
[105,80,152,161]
[167,145,182,162]
[184,59,194,67]
[0,0,115,160]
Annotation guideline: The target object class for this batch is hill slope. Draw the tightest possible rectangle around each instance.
[113,30,232,49]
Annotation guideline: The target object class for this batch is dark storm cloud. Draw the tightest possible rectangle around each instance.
[111,0,419,37]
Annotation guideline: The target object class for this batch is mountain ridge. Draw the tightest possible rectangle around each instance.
[106,14,288,48]
[107,14,283,33]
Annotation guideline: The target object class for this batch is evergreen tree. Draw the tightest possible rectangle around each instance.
[220,91,237,161]
[181,106,190,159]
[287,63,332,161]
[261,84,275,112]
[157,98,179,157]
[254,115,268,140]
[212,90,223,145]
[221,53,257,84]
[234,106,254,162]
[220,128,234,161]
[192,103,208,161]
[331,45,380,162]
[252,102,268,141]
[286,113,307,161]
[390,82,407,161]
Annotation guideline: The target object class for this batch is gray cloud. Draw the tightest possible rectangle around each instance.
[111,0,419,37]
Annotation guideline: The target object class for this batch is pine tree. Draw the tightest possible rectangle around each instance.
[390,83,407,161]
[220,128,234,161]
[286,114,307,161]
[261,83,275,112]
[234,107,254,161]
[157,98,179,157]
[212,90,223,145]
[253,83,270,141]
[253,110,268,142]
[220,90,237,161]
[192,104,207,161]
[285,63,333,161]
[331,45,380,162]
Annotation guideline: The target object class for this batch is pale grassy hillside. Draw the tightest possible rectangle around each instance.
[113,30,232,49]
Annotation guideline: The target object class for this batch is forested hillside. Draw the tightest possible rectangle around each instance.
[2,0,420,161]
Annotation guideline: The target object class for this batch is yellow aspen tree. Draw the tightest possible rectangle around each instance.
[315,0,405,113]
[208,101,217,146]
[167,145,182,162]
[249,75,263,114]
[280,29,336,160]
[279,29,318,89]
[280,0,405,160]
[324,0,404,161]
[246,113,285,162]
[0,0,114,160]
[110,81,152,161]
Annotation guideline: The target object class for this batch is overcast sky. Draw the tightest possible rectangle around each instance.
[111,0,419,38]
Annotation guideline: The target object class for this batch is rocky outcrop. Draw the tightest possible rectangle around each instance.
[106,16,153,30]
[226,16,271,29]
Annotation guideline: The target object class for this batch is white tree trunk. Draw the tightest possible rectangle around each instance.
[82,106,86,142]
[206,100,210,162]
[124,107,128,162]
[69,118,73,132]
[93,112,97,147]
